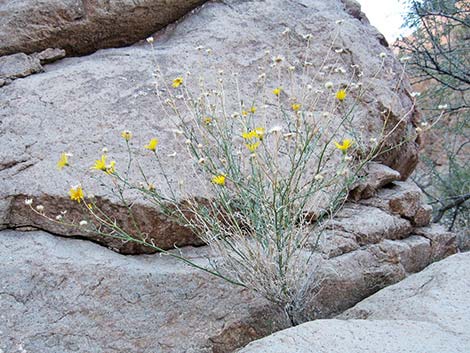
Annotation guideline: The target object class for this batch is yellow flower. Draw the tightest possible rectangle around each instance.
[92,155,108,171]
[241,110,249,117]
[172,77,183,88]
[242,130,257,139]
[336,89,347,101]
[145,138,159,152]
[250,106,257,114]
[273,87,282,96]
[106,160,116,174]
[242,127,265,141]
[211,174,226,186]
[334,139,353,153]
[203,117,213,125]
[291,103,301,112]
[245,141,261,152]
[57,152,69,170]
[69,185,84,203]
[121,130,132,141]
[254,127,265,140]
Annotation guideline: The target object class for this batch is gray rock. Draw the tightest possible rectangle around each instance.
[0,53,43,80]
[340,253,470,336]
[0,230,290,353]
[32,48,66,65]
[1,0,421,253]
[239,319,469,353]
[239,253,470,353]
[0,0,206,56]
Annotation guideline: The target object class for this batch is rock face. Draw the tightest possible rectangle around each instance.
[0,0,206,56]
[239,252,470,353]
[1,0,422,253]
[0,230,291,353]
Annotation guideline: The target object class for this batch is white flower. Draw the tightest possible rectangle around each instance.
[146,37,154,44]
[184,139,191,145]
[314,174,324,181]
[167,152,177,157]
[195,46,204,51]
[24,199,33,206]
[438,104,448,110]
[79,220,88,226]
[55,215,63,221]
[282,27,291,35]
[410,91,421,97]
[416,127,423,133]
[102,147,108,154]
[345,155,353,161]
[269,126,283,134]
[61,210,67,215]
[288,66,296,71]
[369,137,378,143]
[198,158,206,165]
[206,48,212,54]
[379,52,387,58]
[307,84,313,91]
[197,144,203,149]
[322,112,330,118]
[421,121,429,127]
[303,34,313,40]
[324,81,334,89]
[36,205,44,212]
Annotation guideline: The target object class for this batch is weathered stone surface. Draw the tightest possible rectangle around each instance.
[413,224,457,261]
[0,0,206,56]
[1,0,420,252]
[0,230,290,353]
[361,180,432,226]
[340,253,470,333]
[239,253,470,353]
[349,162,401,201]
[239,319,469,353]
[32,48,66,65]
[0,53,42,80]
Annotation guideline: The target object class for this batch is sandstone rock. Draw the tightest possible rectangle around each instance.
[361,180,433,226]
[340,253,470,336]
[0,0,206,56]
[0,53,42,80]
[0,0,421,253]
[239,253,470,353]
[239,319,469,353]
[348,162,401,201]
[32,48,66,65]
[413,224,457,261]
[0,230,291,353]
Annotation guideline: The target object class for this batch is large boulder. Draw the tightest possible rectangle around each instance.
[0,0,206,56]
[1,0,422,253]
[239,252,470,352]
[0,230,291,353]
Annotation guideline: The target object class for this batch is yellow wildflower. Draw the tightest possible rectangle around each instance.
[57,152,69,170]
[273,87,282,96]
[254,127,265,140]
[250,106,257,114]
[145,138,159,152]
[121,130,132,141]
[106,160,116,174]
[334,139,353,153]
[203,117,213,125]
[245,141,261,152]
[336,89,347,101]
[172,77,183,88]
[211,174,226,186]
[92,155,108,171]
[69,185,84,203]
[241,110,249,117]
[242,130,257,139]
[292,103,301,112]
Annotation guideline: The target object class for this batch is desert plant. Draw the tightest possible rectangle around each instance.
[29,27,414,323]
